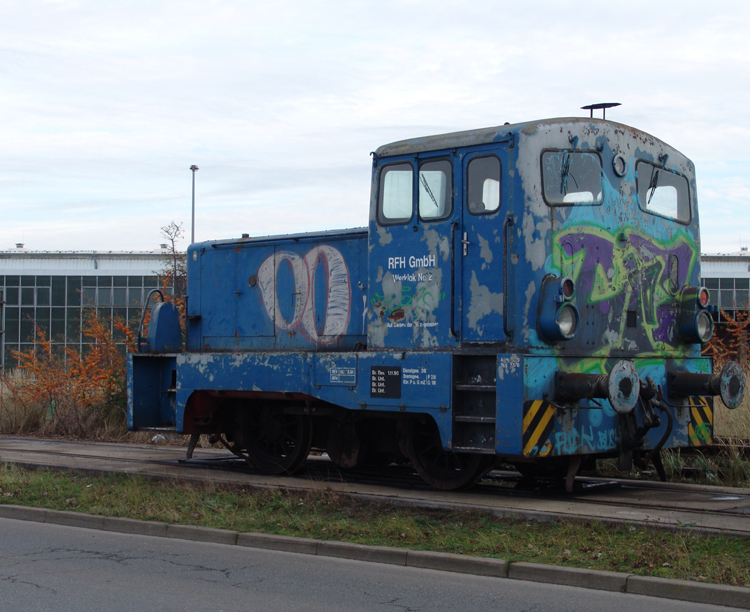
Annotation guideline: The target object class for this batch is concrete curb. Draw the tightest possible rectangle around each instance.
[166,523,238,545]
[0,504,47,523]
[1,503,748,609]
[407,550,508,577]
[627,575,750,609]
[318,540,407,565]
[238,532,318,555]
[509,561,626,592]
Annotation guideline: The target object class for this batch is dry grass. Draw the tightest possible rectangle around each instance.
[0,373,46,434]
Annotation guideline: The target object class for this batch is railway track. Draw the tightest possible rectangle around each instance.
[1,436,749,538]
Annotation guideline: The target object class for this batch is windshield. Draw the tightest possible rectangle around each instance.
[542,150,603,205]
[636,161,690,223]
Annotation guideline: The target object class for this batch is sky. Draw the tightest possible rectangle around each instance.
[1,0,748,254]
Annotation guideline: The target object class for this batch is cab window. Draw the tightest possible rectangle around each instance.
[636,161,690,223]
[379,163,413,224]
[418,159,452,220]
[467,156,501,214]
[542,150,603,205]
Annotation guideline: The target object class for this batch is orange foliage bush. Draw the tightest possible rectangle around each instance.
[0,313,135,438]
[704,310,749,368]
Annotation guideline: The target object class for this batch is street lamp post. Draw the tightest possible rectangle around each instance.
[190,165,199,243]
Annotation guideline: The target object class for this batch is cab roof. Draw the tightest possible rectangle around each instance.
[374,117,641,158]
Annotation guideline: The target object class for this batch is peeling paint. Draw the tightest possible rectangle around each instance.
[376,224,393,246]
[477,234,493,265]
[466,271,503,333]
[522,279,536,343]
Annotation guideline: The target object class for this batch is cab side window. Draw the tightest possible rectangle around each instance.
[467,156,501,214]
[418,159,453,220]
[379,163,413,224]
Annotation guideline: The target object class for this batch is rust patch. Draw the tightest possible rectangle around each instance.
[388,308,405,322]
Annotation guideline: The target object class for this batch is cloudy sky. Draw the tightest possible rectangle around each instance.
[1,1,748,254]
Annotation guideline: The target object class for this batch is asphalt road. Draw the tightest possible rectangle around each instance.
[0,517,742,612]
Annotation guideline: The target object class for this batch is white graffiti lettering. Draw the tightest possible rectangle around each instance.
[257,245,351,345]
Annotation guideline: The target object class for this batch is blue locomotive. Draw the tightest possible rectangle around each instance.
[128,115,746,491]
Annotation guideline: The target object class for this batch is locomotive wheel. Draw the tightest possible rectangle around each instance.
[404,418,495,490]
[244,407,312,475]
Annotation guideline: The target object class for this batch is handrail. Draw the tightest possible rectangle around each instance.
[137,289,165,351]
[503,213,514,340]
[450,221,458,338]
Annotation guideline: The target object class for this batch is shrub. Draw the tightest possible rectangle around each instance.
[0,313,134,439]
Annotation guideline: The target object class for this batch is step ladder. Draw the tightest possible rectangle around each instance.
[452,356,497,454]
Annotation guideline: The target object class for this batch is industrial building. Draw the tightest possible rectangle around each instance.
[0,245,178,368]
[700,249,750,321]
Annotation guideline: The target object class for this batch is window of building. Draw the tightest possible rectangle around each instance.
[0,263,178,369]
[51,277,65,307]
[701,277,750,322]
[37,287,50,306]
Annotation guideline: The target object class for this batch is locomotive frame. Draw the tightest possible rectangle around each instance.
[128,116,746,491]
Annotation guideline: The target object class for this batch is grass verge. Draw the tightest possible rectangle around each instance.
[1,463,748,587]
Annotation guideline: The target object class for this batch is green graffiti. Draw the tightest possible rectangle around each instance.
[694,422,712,443]
[372,287,446,314]
[552,224,698,352]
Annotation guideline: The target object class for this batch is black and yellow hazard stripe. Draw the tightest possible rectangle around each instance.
[522,400,556,457]
[688,396,713,446]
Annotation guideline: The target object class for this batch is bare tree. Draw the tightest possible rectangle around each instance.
[159,221,187,303]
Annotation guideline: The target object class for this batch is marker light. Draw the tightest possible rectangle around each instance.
[699,288,709,307]
[562,278,575,299]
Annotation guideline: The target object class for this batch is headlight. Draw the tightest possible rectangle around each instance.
[557,304,578,337]
[696,310,713,342]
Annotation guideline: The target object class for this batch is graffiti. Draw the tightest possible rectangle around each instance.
[694,422,711,443]
[597,428,618,451]
[553,225,698,350]
[372,279,445,324]
[257,245,351,345]
[372,285,443,313]
[551,425,618,455]
[497,354,520,381]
